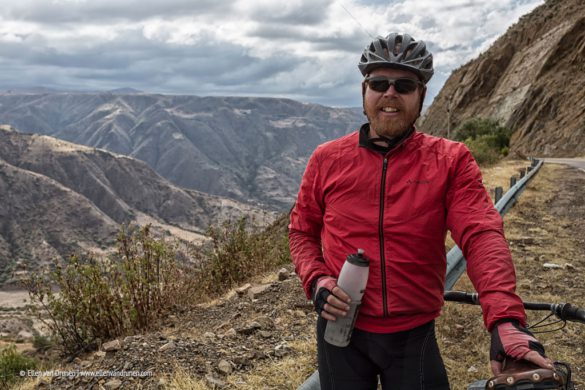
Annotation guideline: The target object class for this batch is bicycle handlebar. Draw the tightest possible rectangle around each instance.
[444,291,585,324]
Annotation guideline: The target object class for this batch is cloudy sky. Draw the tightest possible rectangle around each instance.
[0,0,543,107]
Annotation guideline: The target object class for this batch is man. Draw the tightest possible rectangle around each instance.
[288,33,552,390]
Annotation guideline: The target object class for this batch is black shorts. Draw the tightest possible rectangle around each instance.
[317,317,450,390]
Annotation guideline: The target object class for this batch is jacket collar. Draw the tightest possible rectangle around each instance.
[358,123,416,154]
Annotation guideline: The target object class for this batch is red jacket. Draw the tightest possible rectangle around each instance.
[289,126,526,333]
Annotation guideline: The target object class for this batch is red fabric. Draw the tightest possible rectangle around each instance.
[289,129,526,333]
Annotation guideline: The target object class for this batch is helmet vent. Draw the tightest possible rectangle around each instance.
[393,36,402,55]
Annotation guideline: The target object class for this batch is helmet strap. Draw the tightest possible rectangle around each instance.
[417,86,427,118]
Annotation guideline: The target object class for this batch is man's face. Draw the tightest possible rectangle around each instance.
[363,67,424,139]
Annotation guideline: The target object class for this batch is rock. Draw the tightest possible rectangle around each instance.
[158,378,168,388]
[17,330,33,340]
[95,350,107,359]
[159,341,176,352]
[278,268,290,281]
[259,331,272,339]
[123,361,132,370]
[565,263,576,270]
[293,310,306,319]
[123,336,135,344]
[247,284,272,299]
[223,328,237,338]
[275,342,291,357]
[235,283,252,296]
[218,359,233,375]
[205,374,226,388]
[233,356,252,367]
[103,379,123,389]
[255,316,275,329]
[238,322,262,335]
[102,339,122,352]
[543,263,562,269]
[468,365,478,373]
[204,332,216,339]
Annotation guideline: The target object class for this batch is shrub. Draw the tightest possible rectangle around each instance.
[24,225,198,356]
[32,334,53,353]
[192,215,290,298]
[454,118,513,165]
[23,216,290,357]
[0,344,37,388]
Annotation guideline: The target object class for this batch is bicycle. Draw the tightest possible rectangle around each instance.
[445,291,584,390]
[298,291,585,390]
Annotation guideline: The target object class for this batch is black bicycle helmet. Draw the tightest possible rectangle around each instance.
[358,33,434,83]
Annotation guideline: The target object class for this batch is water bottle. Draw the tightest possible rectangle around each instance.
[324,249,369,347]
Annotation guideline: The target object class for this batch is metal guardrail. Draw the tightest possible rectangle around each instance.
[445,159,544,290]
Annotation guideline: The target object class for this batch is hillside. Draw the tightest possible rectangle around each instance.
[0,125,272,286]
[420,0,585,157]
[8,161,584,390]
[0,94,364,210]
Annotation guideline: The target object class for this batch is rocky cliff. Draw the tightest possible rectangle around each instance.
[0,94,364,210]
[421,0,585,157]
[0,125,272,285]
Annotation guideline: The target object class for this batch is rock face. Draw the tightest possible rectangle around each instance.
[0,125,272,285]
[0,94,364,210]
[420,0,585,157]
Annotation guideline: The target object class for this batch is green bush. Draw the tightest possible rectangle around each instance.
[454,118,513,165]
[192,215,290,297]
[32,334,53,353]
[24,225,198,356]
[0,344,37,388]
[24,216,290,357]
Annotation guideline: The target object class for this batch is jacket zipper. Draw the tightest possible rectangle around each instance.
[379,157,389,317]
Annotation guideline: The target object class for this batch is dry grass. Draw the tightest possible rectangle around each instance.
[9,378,39,390]
[225,339,316,390]
[167,366,210,390]
[440,163,585,389]
[163,339,316,390]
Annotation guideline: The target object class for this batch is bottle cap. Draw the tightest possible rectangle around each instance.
[346,249,369,266]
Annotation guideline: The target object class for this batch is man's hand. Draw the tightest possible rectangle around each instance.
[312,276,351,321]
[490,320,554,375]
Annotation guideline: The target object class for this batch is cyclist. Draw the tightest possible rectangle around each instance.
[289,33,553,390]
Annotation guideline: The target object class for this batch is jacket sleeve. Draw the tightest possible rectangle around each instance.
[289,149,332,299]
[445,145,526,331]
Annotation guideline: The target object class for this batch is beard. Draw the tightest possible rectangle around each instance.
[364,99,419,139]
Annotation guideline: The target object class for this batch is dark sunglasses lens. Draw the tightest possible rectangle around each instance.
[394,79,418,93]
[368,79,390,92]
[368,78,418,94]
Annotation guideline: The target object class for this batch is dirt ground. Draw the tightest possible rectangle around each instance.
[439,162,585,389]
[7,160,585,390]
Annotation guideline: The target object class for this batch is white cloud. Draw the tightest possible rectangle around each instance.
[0,0,545,106]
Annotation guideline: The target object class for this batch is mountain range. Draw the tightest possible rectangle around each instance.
[0,125,272,286]
[0,93,364,210]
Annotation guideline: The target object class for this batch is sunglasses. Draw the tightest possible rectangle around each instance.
[365,76,422,94]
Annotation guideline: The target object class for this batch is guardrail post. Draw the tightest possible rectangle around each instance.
[519,169,526,179]
[495,186,503,203]
[527,166,533,173]
[531,159,539,167]
[510,176,517,188]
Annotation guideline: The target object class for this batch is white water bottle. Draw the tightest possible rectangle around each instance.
[324,249,369,347]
